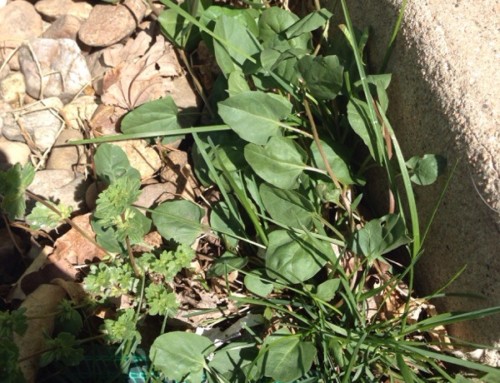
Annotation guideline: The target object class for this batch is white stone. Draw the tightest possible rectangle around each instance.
[326,0,500,351]
[1,97,64,151]
[28,169,89,212]
[18,39,91,104]
[60,96,98,130]
[0,72,26,106]
[35,0,93,21]
[0,137,31,170]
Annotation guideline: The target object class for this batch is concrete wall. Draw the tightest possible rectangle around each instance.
[324,0,499,357]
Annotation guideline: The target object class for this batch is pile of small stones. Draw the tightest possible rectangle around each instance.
[0,0,197,211]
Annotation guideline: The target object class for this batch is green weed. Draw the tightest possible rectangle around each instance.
[0,1,499,382]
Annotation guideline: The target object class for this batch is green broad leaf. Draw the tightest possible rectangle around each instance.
[152,199,205,245]
[201,5,258,37]
[354,74,392,112]
[208,252,248,277]
[227,70,251,96]
[213,15,261,75]
[284,8,333,39]
[94,144,141,184]
[159,8,191,48]
[244,269,273,297]
[315,180,341,204]
[27,201,72,231]
[258,7,309,50]
[245,136,306,190]
[120,97,183,144]
[259,183,316,228]
[310,139,355,185]
[350,214,410,264]
[314,278,340,302]
[406,154,447,186]
[297,55,343,100]
[208,342,258,383]
[260,48,306,86]
[0,163,35,220]
[218,91,292,144]
[258,7,298,42]
[56,301,83,335]
[210,200,245,247]
[91,219,126,253]
[158,0,208,50]
[347,98,381,163]
[150,331,213,383]
[263,333,317,382]
[265,230,328,284]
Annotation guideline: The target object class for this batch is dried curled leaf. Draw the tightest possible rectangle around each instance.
[101,32,181,109]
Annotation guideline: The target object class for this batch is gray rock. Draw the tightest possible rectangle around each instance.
[0,137,31,170]
[0,1,43,45]
[0,100,12,136]
[35,0,93,21]
[85,47,116,95]
[0,72,26,106]
[46,128,83,170]
[0,1,43,71]
[42,15,82,41]
[60,95,98,130]
[28,169,89,212]
[326,0,500,352]
[78,0,147,47]
[2,97,64,152]
[135,183,177,212]
[19,38,91,103]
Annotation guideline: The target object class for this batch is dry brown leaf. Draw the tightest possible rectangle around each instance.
[113,139,162,180]
[51,278,87,305]
[14,284,67,383]
[160,150,199,201]
[7,246,53,302]
[51,213,106,266]
[101,32,180,110]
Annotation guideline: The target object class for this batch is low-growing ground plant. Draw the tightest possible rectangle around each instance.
[0,0,499,382]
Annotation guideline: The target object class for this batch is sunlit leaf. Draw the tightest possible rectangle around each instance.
[262,330,317,382]
[297,55,343,100]
[94,144,141,184]
[265,230,328,284]
[406,154,447,186]
[218,91,292,144]
[150,331,213,383]
[152,200,205,245]
[245,136,306,189]
[350,214,410,264]
[284,8,332,39]
[244,270,274,297]
[121,97,183,144]
[259,183,316,228]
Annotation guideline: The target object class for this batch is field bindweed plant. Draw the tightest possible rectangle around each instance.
[0,0,499,382]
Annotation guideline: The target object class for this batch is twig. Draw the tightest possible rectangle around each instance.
[303,98,353,228]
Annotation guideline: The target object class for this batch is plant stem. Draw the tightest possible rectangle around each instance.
[122,213,140,277]
[304,98,354,229]
[25,190,110,255]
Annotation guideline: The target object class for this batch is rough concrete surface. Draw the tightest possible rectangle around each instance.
[325,0,499,359]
